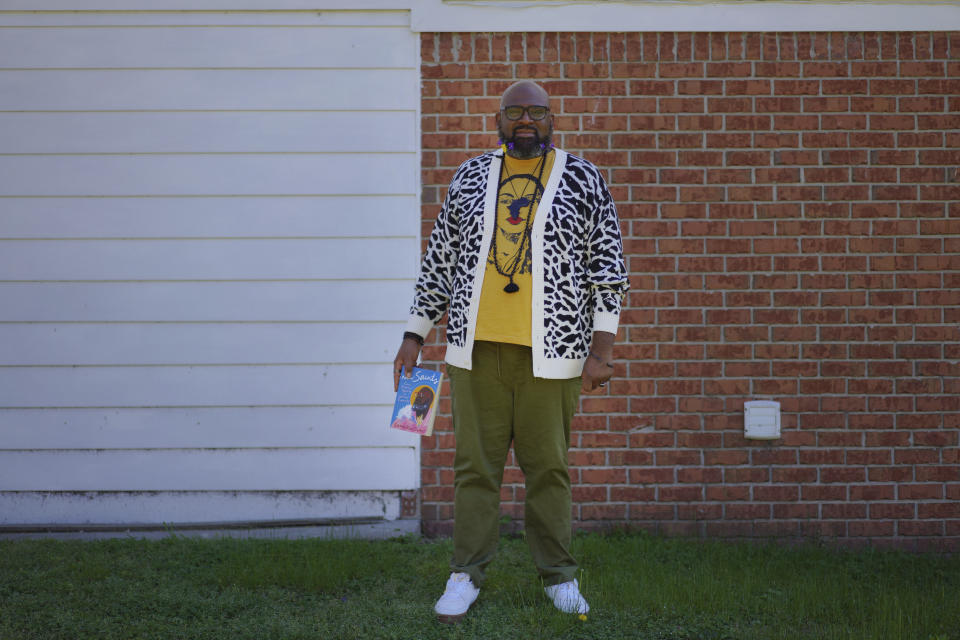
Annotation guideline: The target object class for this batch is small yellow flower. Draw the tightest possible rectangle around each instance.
[578,614,588,622]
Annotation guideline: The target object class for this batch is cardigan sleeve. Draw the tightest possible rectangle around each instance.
[405,166,463,338]
[585,169,630,334]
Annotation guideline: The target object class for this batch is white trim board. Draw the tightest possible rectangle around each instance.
[0,490,405,525]
[2,1,957,31]
[412,1,960,32]
[0,519,421,541]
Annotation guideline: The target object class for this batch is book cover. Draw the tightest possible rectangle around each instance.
[390,366,443,436]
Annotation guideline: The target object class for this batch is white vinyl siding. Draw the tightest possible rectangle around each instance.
[0,450,417,492]
[0,282,407,322]
[0,9,420,528]
[2,406,392,449]
[1,196,415,237]
[0,69,418,111]
[0,25,416,68]
[0,112,416,154]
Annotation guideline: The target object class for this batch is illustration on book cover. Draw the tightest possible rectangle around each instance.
[390,366,443,436]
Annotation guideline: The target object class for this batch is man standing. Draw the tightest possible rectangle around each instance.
[394,80,628,623]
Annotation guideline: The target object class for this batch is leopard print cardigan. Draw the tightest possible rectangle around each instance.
[405,148,629,379]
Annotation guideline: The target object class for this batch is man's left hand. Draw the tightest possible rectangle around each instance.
[582,330,616,392]
[582,353,614,392]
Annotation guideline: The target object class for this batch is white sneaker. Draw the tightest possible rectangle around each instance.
[544,578,590,615]
[434,572,479,623]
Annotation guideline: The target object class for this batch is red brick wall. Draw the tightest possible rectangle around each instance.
[418,31,960,551]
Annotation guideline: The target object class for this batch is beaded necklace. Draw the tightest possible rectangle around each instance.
[491,150,548,293]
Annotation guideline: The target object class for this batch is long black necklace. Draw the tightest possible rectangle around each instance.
[491,151,548,293]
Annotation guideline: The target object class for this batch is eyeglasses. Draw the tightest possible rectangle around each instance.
[502,105,549,121]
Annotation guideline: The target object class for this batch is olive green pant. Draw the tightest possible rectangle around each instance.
[447,341,582,588]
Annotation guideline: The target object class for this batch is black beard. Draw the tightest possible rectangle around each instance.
[499,124,553,159]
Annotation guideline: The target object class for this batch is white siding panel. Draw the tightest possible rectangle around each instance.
[0,282,412,321]
[0,112,416,154]
[0,364,393,408]
[0,323,398,365]
[0,69,419,111]
[0,196,417,239]
[0,11,410,27]
[0,27,416,69]
[0,238,418,280]
[1,406,418,449]
[0,448,418,491]
[0,154,416,197]
[0,1,413,10]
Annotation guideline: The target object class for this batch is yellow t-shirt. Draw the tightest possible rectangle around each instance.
[474,149,556,346]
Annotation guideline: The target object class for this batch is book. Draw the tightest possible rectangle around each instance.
[390,366,443,436]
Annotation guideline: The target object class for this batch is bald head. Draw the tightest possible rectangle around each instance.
[500,80,550,111]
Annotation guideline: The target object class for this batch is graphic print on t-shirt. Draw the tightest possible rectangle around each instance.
[492,171,542,277]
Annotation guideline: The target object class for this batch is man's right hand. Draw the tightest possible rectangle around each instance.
[393,337,422,392]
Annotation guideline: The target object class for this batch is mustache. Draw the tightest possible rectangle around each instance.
[506,127,540,140]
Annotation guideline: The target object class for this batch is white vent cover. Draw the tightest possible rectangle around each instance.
[744,400,781,440]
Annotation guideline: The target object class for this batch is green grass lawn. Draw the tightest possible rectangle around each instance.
[1,531,957,640]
